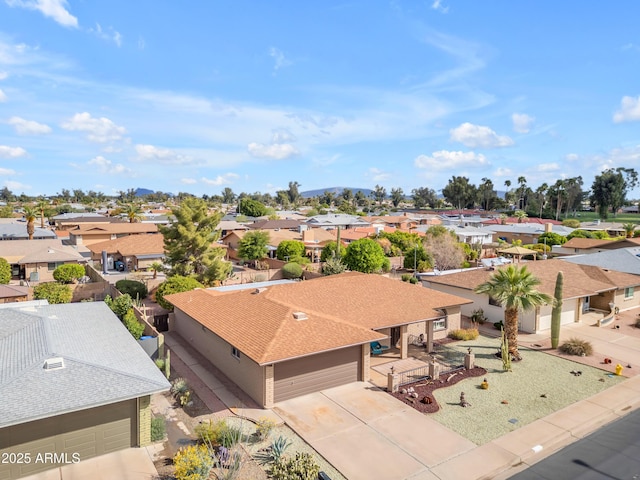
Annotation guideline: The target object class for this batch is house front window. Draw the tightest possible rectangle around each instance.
[488,296,501,307]
[433,318,447,331]
[231,346,241,359]
[625,287,634,299]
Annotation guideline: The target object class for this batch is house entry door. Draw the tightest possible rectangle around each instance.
[582,296,590,313]
[391,327,401,348]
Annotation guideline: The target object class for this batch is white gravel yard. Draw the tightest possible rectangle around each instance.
[430,335,626,445]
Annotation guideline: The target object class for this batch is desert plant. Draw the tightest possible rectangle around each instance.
[470,308,486,324]
[171,377,189,397]
[447,328,479,341]
[401,273,412,282]
[52,263,85,283]
[282,262,303,279]
[155,358,165,370]
[151,416,166,442]
[115,279,148,300]
[270,452,320,480]
[213,448,242,480]
[219,424,243,448]
[493,320,504,330]
[195,419,224,445]
[270,436,291,463]
[173,444,213,480]
[255,417,276,440]
[559,337,593,356]
[551,272,564,349]
[409,276,419,284]
[500,327,512,371]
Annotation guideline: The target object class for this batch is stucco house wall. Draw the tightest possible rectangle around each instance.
[172,308,266,406]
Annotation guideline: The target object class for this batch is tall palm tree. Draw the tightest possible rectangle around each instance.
[474,265,551,360]
[623,222,637,238]
[35,199,48,228]
[23,206,37,240]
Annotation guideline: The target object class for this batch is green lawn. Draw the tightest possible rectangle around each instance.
[430,336,625,445]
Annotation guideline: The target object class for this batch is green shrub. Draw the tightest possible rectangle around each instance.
[52,263,85,283]
[493,320,504,330]
[409,276,419,284]
[559,337,593,356]
[151,416,166,442]
[155,358,165,370]
[173,444,213,480]
[104,294,133,319]
[470,308,486,324]
[282,262,303,279]
[33,282,72,304]
[270,452,320,480]
[123,309,145,339]
[0,257,11,284]
[156,275,204,311]
[276,240,305,261]
[195,419,243,448]
[562,218,581,228]
[447,328,479,341]
[171,378,189,397]
[115,279,148,300]
[401,273,412,282]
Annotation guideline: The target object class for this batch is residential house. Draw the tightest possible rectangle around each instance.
[363,215,417,231]
[423,259,640,334]
[248,219,302,231]
[415,224,495,246]
[87,234,166,272]
[1,239,87,282]
[486,223,574,245]
[222,228,333,262]
[0,285,29,303]
[304,213,370,230]
[217,220,250,237]
[554,237,640,256]
[0,223,56,241]
[166,272,471,407]
[68,223,159,246]
[52,214,125,231]
[0,302,170,479]
[560,247,640,276]
[578,220,627,237]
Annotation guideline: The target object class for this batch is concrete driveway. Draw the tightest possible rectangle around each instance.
[274,382,476,480]
[21,448,158,480]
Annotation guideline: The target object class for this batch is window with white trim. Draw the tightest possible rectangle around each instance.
[231,346,241,359]
[625,287,634,299]
[433,318,447,331]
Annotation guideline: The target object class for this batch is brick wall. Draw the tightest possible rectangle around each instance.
[137,395,152,447]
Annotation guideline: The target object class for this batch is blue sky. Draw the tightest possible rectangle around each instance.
[1,1,640,198]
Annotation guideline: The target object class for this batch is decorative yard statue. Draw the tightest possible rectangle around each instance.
[460,391,471,407]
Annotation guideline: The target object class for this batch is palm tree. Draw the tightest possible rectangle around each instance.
[504,180,511,202]
[623,222,637,238]
[124,203,143,223]
[23,206,37,240]
[474,265,551,360]
[514,209,528,223]
[149,262,165,279]
[35,199,48,228]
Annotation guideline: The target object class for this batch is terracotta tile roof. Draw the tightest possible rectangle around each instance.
[71,224,159,235]
[562,238,614,249]
[425,259,640,300]
[167,272,471,364]
[0,239,85,264]
[87,234,165,256]
[248,219,302,230]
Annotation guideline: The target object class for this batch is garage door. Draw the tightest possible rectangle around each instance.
[274,346,361,403]
[0,400,136,480]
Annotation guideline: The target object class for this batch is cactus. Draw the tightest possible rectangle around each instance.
[551,272,563,349]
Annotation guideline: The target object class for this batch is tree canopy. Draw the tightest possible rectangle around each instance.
[0,258,10,284]
[442,176,476,210]
[159,197,227,284]
[155,275,204,311]
[238,231,270,261]
[276,240,305,261]
[343,238,387,273]
[238,197,268,217]
[591,168,638,220]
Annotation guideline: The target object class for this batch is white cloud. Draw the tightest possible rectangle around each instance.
[4,180,30,191]
[431,0,449,13]
[535,163,560,172]
[271,128,296,144]
[613,95,640,123]
[450,122,514,148]
[414,150,488,170]
[366,167,391,182]
[8,116,52,135]
[269,47,292,72]
[180,178,197,184]
[512,113,535,133]
[200,173,239,186]
[247,142,299,160]
[0,72,7,80]
[0,88,5,102]
[87,155,130,174]
[88,23,123,47]
[494,167,513,177]
[565,153,579,161]
[5,0,78,28]
[61,112,126,143]
[0,167,16,175]
[0,145,27,158]
[135,144,193,165]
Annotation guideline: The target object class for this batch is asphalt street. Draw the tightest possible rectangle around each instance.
[509,408,640,480]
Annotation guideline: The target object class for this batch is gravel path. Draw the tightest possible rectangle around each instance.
[429,335,626,445]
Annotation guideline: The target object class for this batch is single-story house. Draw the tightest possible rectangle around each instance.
[1,239,87,282]
[87,234,165,272]
[247,219,303,231]
[487,223,574,245]
[68,223,159,246]
[560,247,640,276]
[0,302,170,479]
[553,237,640,256]
[0,223,57,241]
[52,214,125,231]
[304,213,371,230]
[166,272,471,407]
[0,285,29,303]
[363,215,417,230]
[423,259,640,334]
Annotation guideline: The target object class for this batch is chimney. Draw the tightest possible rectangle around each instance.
[544,223,553,233]
[293,312,308,321]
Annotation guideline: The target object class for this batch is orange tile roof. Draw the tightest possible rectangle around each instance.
[426,259,640,300]
[87,234,165,256]
[166,272,471,364]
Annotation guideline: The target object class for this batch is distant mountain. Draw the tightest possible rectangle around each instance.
[134,188,154,197]
[300,186,374,199]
